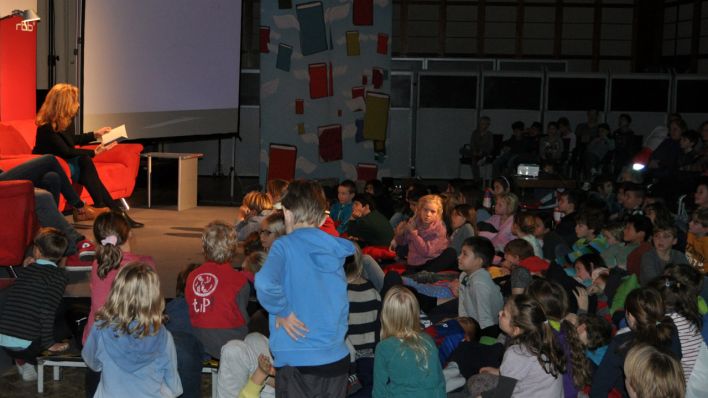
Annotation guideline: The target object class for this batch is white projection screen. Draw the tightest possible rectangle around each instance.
[83,0,242,139]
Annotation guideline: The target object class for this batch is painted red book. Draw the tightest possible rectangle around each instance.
[352,86,365,99]
[309,63,328,99]
[328,62,334,97]
[318,124,343,162]
[372,68,383,89]
[362,74,368,85]
[259,26,270,53]
[357,163,378,181]
[377,33,388,54]
[295,99,304,114]
[353,0,373,26]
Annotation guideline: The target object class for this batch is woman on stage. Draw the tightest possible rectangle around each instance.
[33,83,143,228]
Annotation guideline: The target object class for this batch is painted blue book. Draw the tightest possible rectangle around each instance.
[276,43,293,71]
[296,1,328,56]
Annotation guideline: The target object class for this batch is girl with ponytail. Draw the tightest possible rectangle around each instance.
[480,294,565,397]
[82,211,155,396]
[527,279,593,398]
[590,287,681,397]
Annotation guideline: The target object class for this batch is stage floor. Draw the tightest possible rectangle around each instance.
[65,205,237,299]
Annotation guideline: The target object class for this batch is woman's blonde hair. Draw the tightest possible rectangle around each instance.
[381,286,431,369]
[202,220,236,263]
[496,192,519,214]
[242,191,273,214]
[36,83,79,132]
[416,194,443,221]
[624,344,685,398]
[95,262,164,338]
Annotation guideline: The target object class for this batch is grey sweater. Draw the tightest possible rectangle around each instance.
[639,249,688,286]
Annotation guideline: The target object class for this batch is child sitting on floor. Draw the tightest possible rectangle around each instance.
[82,263,182,397]
[391,194,456,273]
[513,212,543,257]
[0,228,69,382]
[479,192,518,252]
[186,221,250,359]
[448,204,477,255]
[457,236,504,337]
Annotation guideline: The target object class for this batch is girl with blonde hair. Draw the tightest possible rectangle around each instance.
[391,194,456,272]
[479,192,518,251]
[33,83,143,227]
[373,286,445,398]
[82,262,182,397]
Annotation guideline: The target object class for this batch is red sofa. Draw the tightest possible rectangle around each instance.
[0,119,143,209]
[0,180,37,270]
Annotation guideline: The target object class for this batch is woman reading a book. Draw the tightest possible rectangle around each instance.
[33,83,143,228]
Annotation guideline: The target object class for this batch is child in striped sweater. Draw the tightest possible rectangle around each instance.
[345,245,381,396]
[0,228,69,381]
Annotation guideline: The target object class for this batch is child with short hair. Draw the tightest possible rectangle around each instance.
[640,225,688,286]
[558,210,609,266]
[620,183,645,219]
[576,314,612,375]
[0,228,69,381]
[332,179,357,234]
[372,286,446,397]
[503,239,549,295]
[457,237,504,336]
[600,222,629,269]
[686,207,708,273]
[255,180,355,397]
[624,214,654,276]
[624,344,685,398]
[480,294,565,397]
[82,262,182,397]
[186,221,250,359]
[448,203,477,255]
[392,194,455,273]
[258,211,286,252]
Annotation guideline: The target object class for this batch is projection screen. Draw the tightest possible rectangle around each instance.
[83,0,242,139]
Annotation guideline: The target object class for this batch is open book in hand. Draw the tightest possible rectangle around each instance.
[99,124,128,145]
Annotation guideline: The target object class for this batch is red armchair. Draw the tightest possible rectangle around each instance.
[0,119,143,209]
[0,180,37,272]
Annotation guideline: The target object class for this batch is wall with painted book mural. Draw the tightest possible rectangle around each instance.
[259,0,392,183]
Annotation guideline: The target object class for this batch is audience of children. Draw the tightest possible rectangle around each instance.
[10,119,708,398]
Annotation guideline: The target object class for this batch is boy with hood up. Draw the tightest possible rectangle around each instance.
[255,179,356,397]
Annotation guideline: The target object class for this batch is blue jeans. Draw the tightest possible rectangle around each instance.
[172,331,204,398]
[0,155,83,208]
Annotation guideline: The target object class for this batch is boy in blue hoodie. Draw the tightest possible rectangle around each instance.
[255,179,356,397]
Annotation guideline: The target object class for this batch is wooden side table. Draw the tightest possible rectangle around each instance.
[142,152,203,211]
